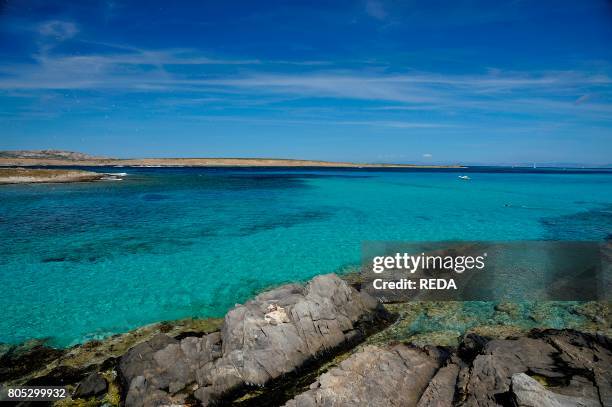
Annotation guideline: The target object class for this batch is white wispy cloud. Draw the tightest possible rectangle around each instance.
[1,42,611,125]
[38,20,79,41]
[2,35,610,95]
[179,115,455,129]
[193,74,443,103]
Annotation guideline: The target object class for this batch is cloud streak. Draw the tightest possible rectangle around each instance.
[2,49,609,96]
[38,20,79,41]
[181,115,456,129]
[1,41,611,126]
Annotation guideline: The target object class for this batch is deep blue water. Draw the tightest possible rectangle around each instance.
[1,166,611,347]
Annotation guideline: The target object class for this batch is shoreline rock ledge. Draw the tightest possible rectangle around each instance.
[283,329,611,407]
[2,273,609,406]
[118,274,390,406]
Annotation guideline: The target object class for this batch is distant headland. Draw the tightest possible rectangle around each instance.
[0,167,110,184]
[0,150,464,169]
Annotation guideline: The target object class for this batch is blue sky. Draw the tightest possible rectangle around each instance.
[0,0,611,165]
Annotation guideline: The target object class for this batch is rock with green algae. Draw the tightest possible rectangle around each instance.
[0,317,223,407]
[0,316,223,388]
[52,369,121,407]
[572,301,611,331]
[466,324,527,339]
[494,301,522,319]
[406,330,462,347]
[0,339,64,383]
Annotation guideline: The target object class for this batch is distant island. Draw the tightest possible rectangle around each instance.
[0,150,463,169]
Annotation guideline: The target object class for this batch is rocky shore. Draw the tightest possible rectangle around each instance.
[1,274,610,406]
[284,329,610,406]
[0,168,110,184]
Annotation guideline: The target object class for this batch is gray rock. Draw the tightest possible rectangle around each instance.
[119,333,221,407]
[552,375,601,404]
[511,373,600,407]
[283,329,610,407]
[283,344,444,407]
[462,336,559,405]
[73,372,107,398]
[118,333,178,387]
[546,330,612,406]
[194,274,382,403]
[125,375,187,407]
[416,363,459,407]
[460,329,612,406]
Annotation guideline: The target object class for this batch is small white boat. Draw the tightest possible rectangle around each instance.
[458,175,471,180]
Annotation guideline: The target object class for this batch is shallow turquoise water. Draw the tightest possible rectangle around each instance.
[1,167,611,347]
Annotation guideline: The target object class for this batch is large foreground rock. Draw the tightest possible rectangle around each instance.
[194,274,382,404]
[118,274,385,406]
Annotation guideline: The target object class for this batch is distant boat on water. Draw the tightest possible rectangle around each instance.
[458,175,471,180]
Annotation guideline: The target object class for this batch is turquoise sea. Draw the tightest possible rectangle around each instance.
[1,167,611,347]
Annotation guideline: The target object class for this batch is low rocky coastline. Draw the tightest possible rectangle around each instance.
[1,274,610,406]
[0,150,464,168]
[0,168,111,184]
